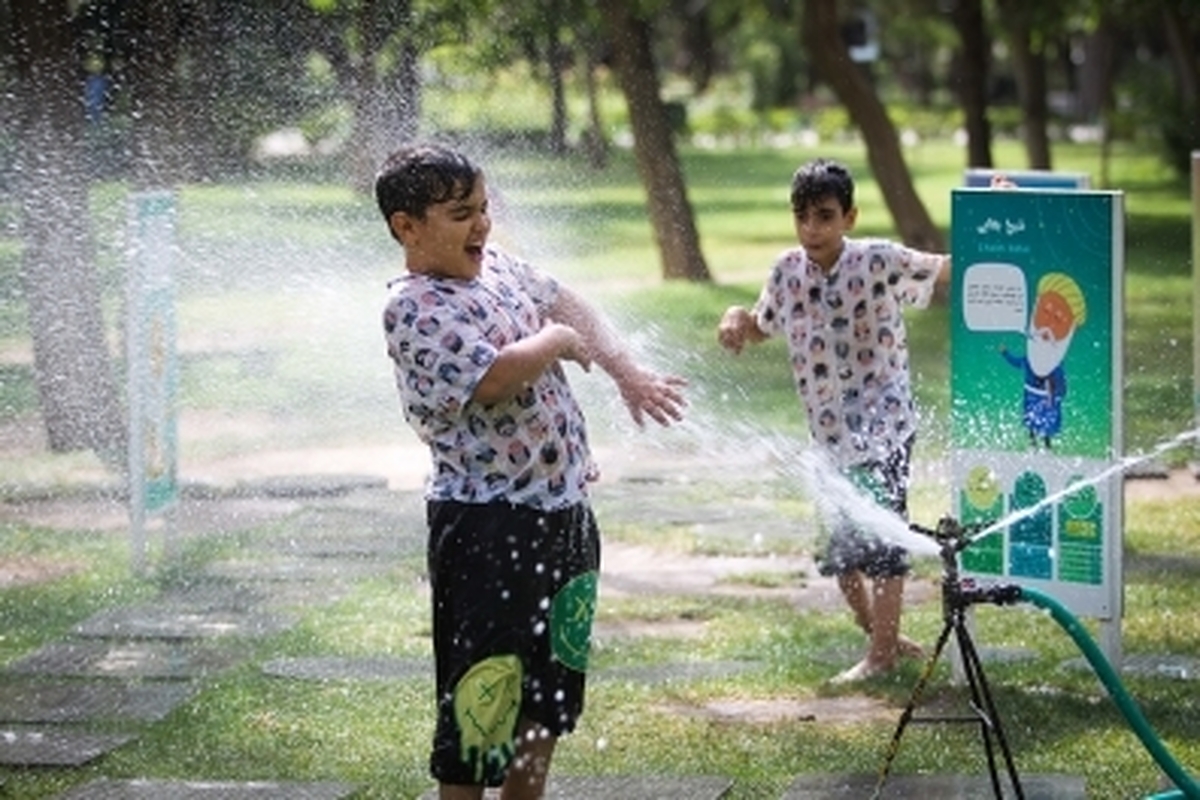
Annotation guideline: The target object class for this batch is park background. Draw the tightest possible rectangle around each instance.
[1,2,1199,798]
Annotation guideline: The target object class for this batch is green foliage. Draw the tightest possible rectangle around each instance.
[1113,48,1200,180]
[887,104,963,139]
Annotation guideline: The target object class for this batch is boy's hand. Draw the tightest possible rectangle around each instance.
[615,367,688,428]
[717,306,759,354]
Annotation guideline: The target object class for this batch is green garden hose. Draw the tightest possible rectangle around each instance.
[1017,586,1199,799]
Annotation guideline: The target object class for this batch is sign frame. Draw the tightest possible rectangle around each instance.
[949,186,1125,658]
[126,189,179,573]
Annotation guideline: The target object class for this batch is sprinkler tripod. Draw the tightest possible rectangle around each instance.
[872,515,1026,800]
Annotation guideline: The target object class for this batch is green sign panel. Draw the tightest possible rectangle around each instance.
[950,188,1124,619]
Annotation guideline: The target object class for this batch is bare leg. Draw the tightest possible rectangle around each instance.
[837,571,873,635]
[500,720,557,800]
[865,575,905,670]
[437,720,557,800]
[831,574,923,683]
[877,576,925,660]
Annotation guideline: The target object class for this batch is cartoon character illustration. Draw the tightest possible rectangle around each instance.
[1000,272,1086,449]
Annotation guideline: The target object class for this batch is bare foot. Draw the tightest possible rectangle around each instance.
[828,657,894,684]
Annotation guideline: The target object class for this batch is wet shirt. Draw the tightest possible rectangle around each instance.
[752,238,943,468]
[382,246,593,509]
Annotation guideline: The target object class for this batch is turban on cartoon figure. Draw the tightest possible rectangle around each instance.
[1000,272,1087,449]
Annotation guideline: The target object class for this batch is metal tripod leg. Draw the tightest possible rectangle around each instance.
[954,613,1024,799]
[872,618,955,799]
[872,610,1025,799]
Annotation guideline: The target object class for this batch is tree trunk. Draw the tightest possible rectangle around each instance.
[346,0,419,190]
[803,0,944,252]
[949,0,993,168]
[180,0,227,180]
[547,0,569,156]
[1078,12,1118,187]
[10,1,127,467]
[126,2,185,188]
[672,0,717,93]
[600,0,711,282]
[581,43,610,169]
[997,0,1052,170]
[1162,4,1200,107]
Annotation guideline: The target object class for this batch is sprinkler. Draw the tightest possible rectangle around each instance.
[871,515,1200,800]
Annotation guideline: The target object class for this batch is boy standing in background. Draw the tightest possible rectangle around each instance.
[718,157,948,683]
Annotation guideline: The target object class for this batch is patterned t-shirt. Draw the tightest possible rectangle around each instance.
[752,238,944,468]
[382,246,594,509]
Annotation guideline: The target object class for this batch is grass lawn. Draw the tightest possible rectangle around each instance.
[1,137,1198,798]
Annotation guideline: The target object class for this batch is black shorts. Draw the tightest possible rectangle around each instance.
[426,499,600,787]
[816,438,913,579]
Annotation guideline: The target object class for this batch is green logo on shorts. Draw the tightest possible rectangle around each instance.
[848,465,888,506]
[550,570,597,672]
[454,654,522,783]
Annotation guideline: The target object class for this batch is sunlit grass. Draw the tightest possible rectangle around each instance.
[0,136,1198,798]
[0,524,154,665]
[0,491,1197,797]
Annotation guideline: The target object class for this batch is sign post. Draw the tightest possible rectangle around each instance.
[126,190,179,574]
[950,187,1125,665]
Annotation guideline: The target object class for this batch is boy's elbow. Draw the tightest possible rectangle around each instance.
[471,368,515,406]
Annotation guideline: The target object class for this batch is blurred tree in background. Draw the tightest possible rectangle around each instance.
[0,0,1196,468]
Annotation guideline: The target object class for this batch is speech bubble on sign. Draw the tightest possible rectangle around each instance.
[962,262,1027,333]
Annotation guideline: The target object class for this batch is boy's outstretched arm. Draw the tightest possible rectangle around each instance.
[717,305,768,354]
[472,321,590,407]
[549,286,687,427]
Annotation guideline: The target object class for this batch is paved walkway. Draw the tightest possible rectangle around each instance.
[0,442,1095,798]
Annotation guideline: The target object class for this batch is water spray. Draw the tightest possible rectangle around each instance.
[968,428,1200,544]
[872,514,1200,800]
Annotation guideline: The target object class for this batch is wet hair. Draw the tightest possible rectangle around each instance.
[790,158,855,214]
[374,144,482,224]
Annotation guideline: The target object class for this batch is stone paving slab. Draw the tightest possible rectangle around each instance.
[262,504,424,552]
[0,726,135,766]
[0,679,198,723]
[258,531,412,559]
[260,655,431,682]
[417,774,734,799]
[55,777,357,799]
[73,606,295,640]
[6,640,251,679]
[596,493,807,545]
[596,659,760,685]
[224,579,355,611]
[243,473,388,499]
[154,582,267,612]
[781,772,1086,798]
[205,557,392,584]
